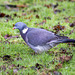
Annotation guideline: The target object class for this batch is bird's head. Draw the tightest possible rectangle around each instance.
[13,22,28,31]
[13,22,28,34]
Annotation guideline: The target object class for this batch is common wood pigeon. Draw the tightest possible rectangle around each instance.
[13,22,75,53]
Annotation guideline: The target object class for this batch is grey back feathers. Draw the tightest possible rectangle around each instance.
[14,22,75,53]
[26,28,57,46]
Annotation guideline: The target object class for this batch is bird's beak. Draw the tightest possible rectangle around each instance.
[13,27,15,30]
[13,27,17,30]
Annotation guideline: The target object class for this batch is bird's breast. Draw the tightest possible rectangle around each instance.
[27,42,52,53]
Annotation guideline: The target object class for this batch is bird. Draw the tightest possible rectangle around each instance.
[13,22,75,53]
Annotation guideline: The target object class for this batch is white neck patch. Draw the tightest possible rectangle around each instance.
[22,28,28,34]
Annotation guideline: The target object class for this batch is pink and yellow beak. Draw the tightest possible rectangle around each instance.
[13,27,17,30]
[13,27,15,30]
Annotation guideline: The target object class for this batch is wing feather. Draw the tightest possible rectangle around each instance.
[26,28,57,46]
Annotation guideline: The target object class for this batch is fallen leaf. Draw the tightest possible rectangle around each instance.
[36,14,39,18]
[44,17,51,20]
[5,14,11,18]
[60,48,67,54]
[0,13,5,17]
[53,23,65,33]
[24,15,33,19]
[2,55,11,61]
[0,13,12,19]
[51,3,59,8]
[69,0,75,2]
[4,34,19,39]
[35,63,43,70]
[60,55,73,63]
[17,4,28,8]
[55,63,62,70]
[31,63,43,70]
[53,71,62,75]
[70,22,75,27]
[54,9,61,14]
[37,20,46,25]
[44,4,51,8]
[60,48,72,55]
[13,13,17,16]
[1,4,28,8]
[33,9,37,12]
[4,34,12,39]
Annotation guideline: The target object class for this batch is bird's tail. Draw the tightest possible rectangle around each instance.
[58,39,75,43]
[56,35,75,43]
[61,39,75,43]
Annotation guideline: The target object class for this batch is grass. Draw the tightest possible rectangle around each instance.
[0,0,75,75]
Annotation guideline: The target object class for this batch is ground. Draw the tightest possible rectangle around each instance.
[0,0,75,75]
